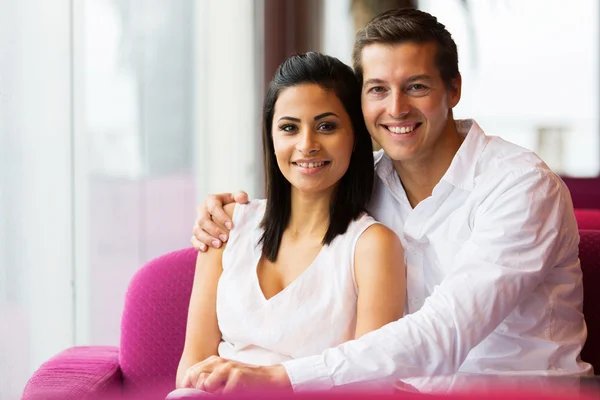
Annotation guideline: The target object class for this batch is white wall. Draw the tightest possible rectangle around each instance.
[0,1,263,397]
[76,0,263,346]
[0,0,75,397]
[322,0,354,66]
[193,0,263,201]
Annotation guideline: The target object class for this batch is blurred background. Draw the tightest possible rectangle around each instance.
[0,0,598,397]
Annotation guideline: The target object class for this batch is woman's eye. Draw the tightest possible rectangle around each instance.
[318,122,336,132]
[279,124,296,133]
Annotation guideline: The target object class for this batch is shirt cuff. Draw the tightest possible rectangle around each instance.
[281,355,334,392]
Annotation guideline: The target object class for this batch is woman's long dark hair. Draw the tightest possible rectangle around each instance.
[259,52,374,261]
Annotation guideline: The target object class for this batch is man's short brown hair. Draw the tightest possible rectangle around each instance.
[352,8,460,89]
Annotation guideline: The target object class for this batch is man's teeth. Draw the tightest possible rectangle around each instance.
[296,161,327,168]
[388,125,416,134]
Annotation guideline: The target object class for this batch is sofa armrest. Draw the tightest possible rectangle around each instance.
[22,346,123,400]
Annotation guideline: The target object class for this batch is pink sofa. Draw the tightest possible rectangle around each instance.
[575,209,600,230]
[22,230,600,399]
[22,248,197,400]
[561,176,600,210]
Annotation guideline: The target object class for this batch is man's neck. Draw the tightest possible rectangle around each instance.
[393,120,464,208]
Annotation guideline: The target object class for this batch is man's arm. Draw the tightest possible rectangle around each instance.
[191,155,382,252]
[191,191,249,251]
[282,169,578,391]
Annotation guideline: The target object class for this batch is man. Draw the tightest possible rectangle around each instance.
[187,8,591,394]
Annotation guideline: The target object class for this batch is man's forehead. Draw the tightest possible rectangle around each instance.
[360,42,439,79]
[362,42,437,64]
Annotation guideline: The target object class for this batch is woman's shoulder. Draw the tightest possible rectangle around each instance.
[354,217,400,252]
[229,199,267,230]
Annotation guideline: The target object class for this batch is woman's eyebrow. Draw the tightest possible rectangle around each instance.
[314,112,338,121]
[278,116,301,122]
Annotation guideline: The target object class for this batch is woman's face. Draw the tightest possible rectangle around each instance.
[272,83,355,196]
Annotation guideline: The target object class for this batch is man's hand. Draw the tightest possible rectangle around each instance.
[183,356,292,395]
[191,191,249,252]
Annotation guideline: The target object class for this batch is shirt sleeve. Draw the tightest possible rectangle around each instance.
[282,168,577,391]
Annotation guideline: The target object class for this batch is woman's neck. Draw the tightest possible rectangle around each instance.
[286,187,333,240]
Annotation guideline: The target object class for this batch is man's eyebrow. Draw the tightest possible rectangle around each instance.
[406,74,433,83]
[314,112,338,121]
[278,116,301,122]
[363,78,387,87]
[363,75,434,87]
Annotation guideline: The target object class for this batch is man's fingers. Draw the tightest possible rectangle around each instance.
[194,372,209,390]
[233,190,249,205]
[181,372,192,388]
[206,195,234,231]
[186,367,198,388]
[190,234,207,252]
[192,191,248,250]
[222,369,245,394]
[185,355,221,387]
[203,365,230,393]
[194,221,225,249]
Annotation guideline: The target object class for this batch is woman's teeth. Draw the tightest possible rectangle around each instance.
[388,125,416,134]
[295,161,327,168]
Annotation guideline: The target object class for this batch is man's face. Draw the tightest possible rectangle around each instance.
[360,41,461,165]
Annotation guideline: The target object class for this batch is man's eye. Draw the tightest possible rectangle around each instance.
[369,86,385,94]
[408,84,428,91]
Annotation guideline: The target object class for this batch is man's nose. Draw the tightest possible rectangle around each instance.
[388,90,410,118]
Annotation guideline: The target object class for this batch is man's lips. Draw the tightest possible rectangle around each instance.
[382,122,422,134]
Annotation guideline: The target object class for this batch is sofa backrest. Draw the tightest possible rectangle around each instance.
[575,209,600,230]
[579,229,600,373]
[561,176,600,210]
[119,247,197,395]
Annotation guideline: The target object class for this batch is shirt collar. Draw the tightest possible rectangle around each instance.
[374,119,489,192]
[440,119,489,191]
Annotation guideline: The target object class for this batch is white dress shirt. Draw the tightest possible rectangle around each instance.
[282,119,592,391]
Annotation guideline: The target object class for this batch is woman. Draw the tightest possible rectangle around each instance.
[175,52,405,394]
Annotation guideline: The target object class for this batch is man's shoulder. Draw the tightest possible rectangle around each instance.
[465,132,574,213]
[474,133,557,185]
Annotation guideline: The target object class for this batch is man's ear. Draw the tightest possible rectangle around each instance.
[448,74,462,109]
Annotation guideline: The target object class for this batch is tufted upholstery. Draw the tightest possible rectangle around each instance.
[579,230,600,373]
[22,248,198,400]
[119,247,197,396]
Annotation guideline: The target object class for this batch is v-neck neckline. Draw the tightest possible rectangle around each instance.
[253,242,327,303]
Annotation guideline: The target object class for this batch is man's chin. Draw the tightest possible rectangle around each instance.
[380,146,415,164]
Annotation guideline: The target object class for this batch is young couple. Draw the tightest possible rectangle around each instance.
[172,7,591,398]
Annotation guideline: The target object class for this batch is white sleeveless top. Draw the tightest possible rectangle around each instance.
[216,199,379,366]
